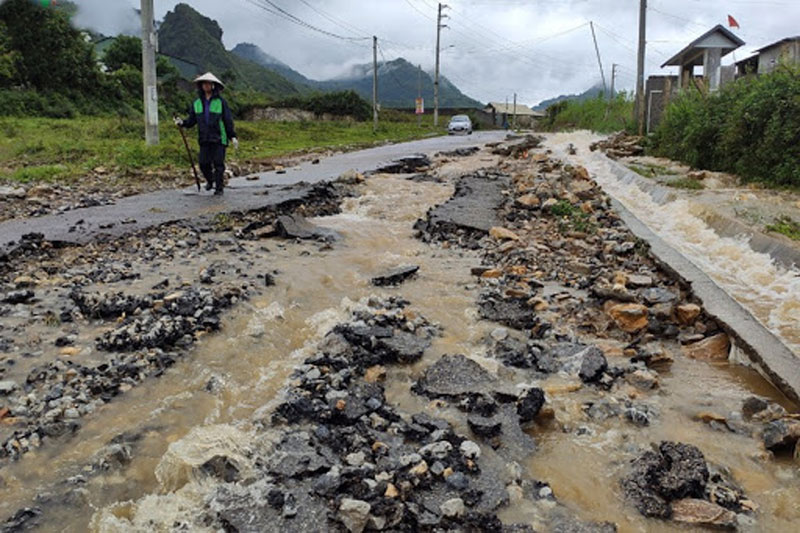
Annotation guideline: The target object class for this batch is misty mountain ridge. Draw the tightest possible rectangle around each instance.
[534,84,605,111]
[77,3,482,108]
[232,42,481,108]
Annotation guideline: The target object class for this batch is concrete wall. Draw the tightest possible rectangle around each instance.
[244,107,355,122]
[758,40,800,74]
[645,76,678,133]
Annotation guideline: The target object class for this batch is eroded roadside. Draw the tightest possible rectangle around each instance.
[1,138,799,532]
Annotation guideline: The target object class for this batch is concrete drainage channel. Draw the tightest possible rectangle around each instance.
[550,136,800,403]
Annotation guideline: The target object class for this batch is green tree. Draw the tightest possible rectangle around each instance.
[102,35,179,79]
[0,21,20,87]
[0,0,104,94]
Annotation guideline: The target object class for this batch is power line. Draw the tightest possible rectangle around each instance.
[244,0,372,42]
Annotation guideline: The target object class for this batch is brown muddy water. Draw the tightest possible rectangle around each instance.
[2,149,799,532]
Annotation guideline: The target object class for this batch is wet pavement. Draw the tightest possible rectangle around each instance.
[0,132,503,257]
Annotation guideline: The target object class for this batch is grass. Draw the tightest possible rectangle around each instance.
[627,162,678,179]
[766,216,800,241]
[542,93,634,134]
[0,115,450,184]
[549,199,596,234]
[666,178,704,190]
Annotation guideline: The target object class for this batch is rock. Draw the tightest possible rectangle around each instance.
[517,388,545,423]
[438,146,480,157]
[59,347,80,357]
[622,441,710,518]
[415,354,516,401]
[516,194,541,209]
[478,291,539,330]
[762,419,800,451]
[363,366,386,383]
[337,169,365,183]
[371,265,420,286]
[460,440,481,459]
[490,226,521,241]
[670,498,737,529]
[641,287,678,305]
[440,498,466,517]
[627,274,653,288]
[578,348,608,383]
[419,441,453,460]
[468,413,503,438]
[676,304,702,325]
[607,303,649,333]
[0,380,18,396]
[273,214,340,242]
[13,275,36,287]
[2,290,34,304]
[626,369,659,390]
[377,154,431,174]
[741,396,769,419]
[200,455,241,483]
[681,334,730,361]
[0,185,26,199]
[338,498,371,533]
[409,460,429,476]
[384,483,399,498]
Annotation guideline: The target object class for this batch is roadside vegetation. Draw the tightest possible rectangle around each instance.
[541,93,634,133]
[0,116,448,183]
[651,66,800,189]
[0,0,456,185]
[766,215,800,241]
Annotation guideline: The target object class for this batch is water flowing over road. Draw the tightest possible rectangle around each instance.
[1,134,798,532]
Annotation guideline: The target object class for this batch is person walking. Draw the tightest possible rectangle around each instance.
[174,72,238,195]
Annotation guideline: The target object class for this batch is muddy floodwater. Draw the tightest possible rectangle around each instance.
[1,140,799,532]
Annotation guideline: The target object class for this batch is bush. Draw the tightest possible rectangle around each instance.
[273,90,372,121]
[542,93,634,133]
[652,67,800,187]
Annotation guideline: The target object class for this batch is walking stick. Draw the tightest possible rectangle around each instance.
[175,121,200,191]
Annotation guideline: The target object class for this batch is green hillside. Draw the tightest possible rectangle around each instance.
[158,3,301,97]
[318,57,482,108]
[232,42,482,109]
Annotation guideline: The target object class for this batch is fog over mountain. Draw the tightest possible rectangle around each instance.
[70,0,800,107]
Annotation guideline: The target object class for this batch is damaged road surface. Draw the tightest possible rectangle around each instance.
[1,134,799,533]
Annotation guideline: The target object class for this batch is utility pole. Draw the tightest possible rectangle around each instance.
[434,3,448,127]
[373,35,378,133]
[635,0,647,135]
[512,93,517,130]
[589,21,607,94]
[140,0,159,145]
[610,63,617,100]
[418,64,423,128]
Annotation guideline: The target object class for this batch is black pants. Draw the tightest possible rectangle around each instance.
[199,143,226,191]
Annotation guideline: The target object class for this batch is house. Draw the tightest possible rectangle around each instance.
[484,102,544,128]
[755,36,800,74]
[660,24,744,92]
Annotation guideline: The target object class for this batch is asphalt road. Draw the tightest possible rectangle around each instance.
[0,131,505,256]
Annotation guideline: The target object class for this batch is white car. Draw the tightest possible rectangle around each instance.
[447,115,473,135]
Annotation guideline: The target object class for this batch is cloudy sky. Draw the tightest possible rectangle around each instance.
[73,0,800,106]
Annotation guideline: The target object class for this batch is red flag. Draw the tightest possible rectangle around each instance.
[727,15,740,29]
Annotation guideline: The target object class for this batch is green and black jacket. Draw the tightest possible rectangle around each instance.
[182,90,236,146]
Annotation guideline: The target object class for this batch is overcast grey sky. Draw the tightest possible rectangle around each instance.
[73,0,800,106]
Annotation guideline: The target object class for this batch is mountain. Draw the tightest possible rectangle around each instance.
[534,84,605,111]
[317,57,482,108]
[233,42,481,109]
[158,4,301,97]
[231,43,313,87]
